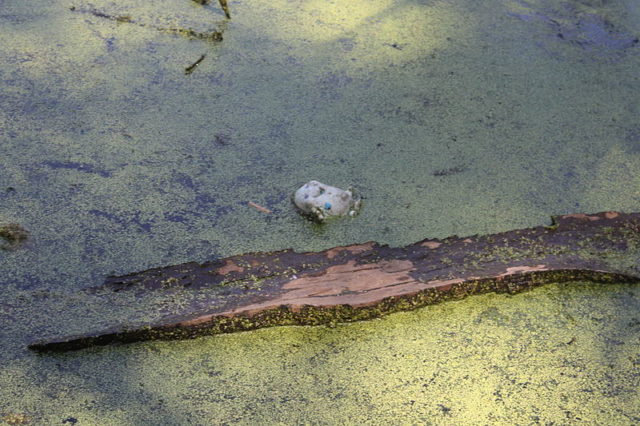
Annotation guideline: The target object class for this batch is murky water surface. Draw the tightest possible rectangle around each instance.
[1,0,639,423]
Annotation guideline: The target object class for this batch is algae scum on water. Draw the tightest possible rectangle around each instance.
[1,0,639,423]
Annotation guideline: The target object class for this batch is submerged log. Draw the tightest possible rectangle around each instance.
[29,211,640,351]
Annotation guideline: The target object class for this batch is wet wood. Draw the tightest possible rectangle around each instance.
[29,211,640,351]
[218,0,231,19]
[185,54,206,75]
[247,201,272,214]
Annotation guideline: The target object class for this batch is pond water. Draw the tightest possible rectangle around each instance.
[1,0,639,423]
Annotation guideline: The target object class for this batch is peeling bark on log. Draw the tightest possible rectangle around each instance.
[29,211,640,351]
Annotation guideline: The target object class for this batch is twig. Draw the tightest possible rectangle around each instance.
[192,0,230,19]
[69,7,224,43]
[185,54,206,75]
[247,201,272,214]
[218,0,231,19]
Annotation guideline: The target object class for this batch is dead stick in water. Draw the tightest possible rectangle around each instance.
[29,211,640,351]
[69,7,224,43]
[218,0,231,19]
[185,54,206,75]
[247,201,272,214]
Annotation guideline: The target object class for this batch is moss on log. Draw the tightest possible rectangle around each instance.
[29,211,640,351]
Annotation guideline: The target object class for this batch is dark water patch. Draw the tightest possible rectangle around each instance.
[173,172,196,191]
[18,94,62,117]
[268,120,291,141]
[0,13,32,24]
[0,186,18,202]
[315,71,354,101]
[2,51,36,65]
[229,174,259,188]
[7,272,47,291]
[206,71,231,87]
[213,133,231,146]
[509,0,639,61]
[194,192,217,209]
[375,90,444,127]
[42,161,112,178]
[88,209,154,232]
[264,191,289,210]
[432,165,467,177]
[337,37,357,52]
[163,212,191,224]
[80,240,107,263]
[105,37,117,52]
[553,12,638,50]
[623,125,640,153]
[193,193,234,220]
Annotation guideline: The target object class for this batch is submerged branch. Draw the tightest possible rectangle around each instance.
[185,54,206,75]
[69,7,224,43]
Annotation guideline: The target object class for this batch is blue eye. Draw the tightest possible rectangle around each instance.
[324,202,332,210]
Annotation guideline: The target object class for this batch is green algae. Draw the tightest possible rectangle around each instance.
[1,0,640,422]
[2,282,639,424]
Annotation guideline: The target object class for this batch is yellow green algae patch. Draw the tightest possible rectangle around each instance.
[1,0,640,422]
[1,281,639,424]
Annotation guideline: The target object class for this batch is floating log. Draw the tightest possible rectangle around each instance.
[29,211,640,351]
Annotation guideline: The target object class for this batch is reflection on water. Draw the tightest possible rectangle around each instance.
[0,0,639,423]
